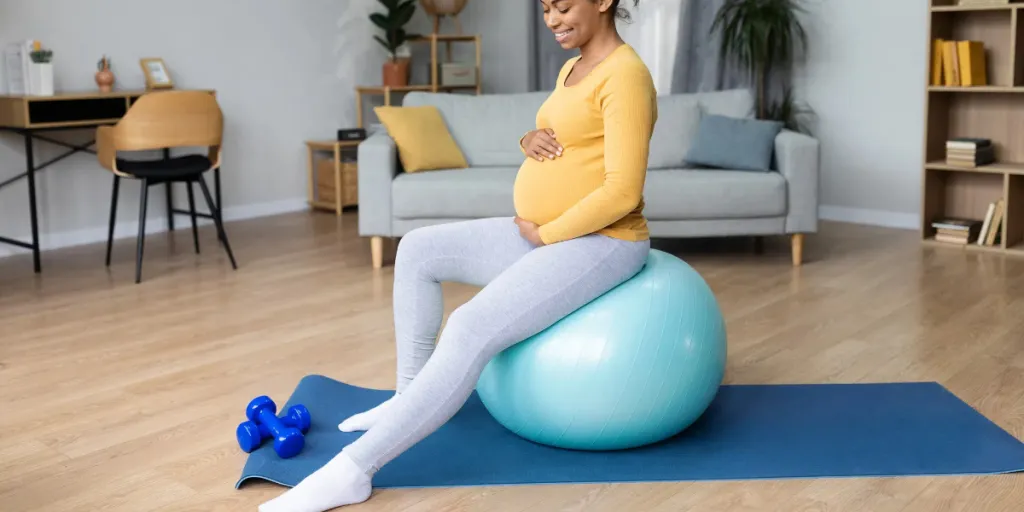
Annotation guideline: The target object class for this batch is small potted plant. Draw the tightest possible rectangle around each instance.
[96,55,115,93]
[28,45,54,96]
[371,0,418,87]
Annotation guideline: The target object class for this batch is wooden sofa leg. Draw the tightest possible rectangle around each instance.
[371,236,383,269]
[791,234,804,267]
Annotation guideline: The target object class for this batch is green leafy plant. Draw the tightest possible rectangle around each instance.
[30,49,53,64]
[370,0,418,61]
[710,0,810,130]
[764,87,815,134]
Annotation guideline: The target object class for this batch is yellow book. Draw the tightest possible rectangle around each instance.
[932,38,945,85]
[985,200,1005,246]
[957,40,987,86]
[942,41,959,86]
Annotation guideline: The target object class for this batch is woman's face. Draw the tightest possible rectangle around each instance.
[540,0,613,50]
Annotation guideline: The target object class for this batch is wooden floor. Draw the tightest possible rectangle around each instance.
[1,211,1023,511]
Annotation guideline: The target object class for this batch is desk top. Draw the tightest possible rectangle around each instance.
[0,88,215,129]
[306,140,362,151]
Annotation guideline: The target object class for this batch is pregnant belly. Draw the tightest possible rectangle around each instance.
[513,156,603,225]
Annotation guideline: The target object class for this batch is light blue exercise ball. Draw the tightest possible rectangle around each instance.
[476,249,727,451]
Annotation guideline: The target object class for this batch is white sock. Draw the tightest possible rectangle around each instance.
[258,451,371,512]
[338,394,398,432]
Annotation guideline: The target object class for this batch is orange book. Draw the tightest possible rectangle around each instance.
[957,40,988,86]
[932,39,945,85]
[942,41,958,86]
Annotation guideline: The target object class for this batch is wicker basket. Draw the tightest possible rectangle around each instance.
[419,0,468,16]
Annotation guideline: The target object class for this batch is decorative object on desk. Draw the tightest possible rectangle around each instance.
[711,0,812,132]
[28,43,54,96]
[945,137,994,168]
[371,0,419,87]
[95,55,115,93]
[139,57,173,90]
[420,0,468,34]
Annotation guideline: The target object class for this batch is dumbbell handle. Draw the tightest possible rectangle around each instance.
[258,406,291,437]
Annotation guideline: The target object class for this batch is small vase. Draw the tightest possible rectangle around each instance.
[29,63,54,96]
[382,58,410,87]
[95,69,115,93]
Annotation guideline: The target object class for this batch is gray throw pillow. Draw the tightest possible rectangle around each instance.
[684,114,784,172]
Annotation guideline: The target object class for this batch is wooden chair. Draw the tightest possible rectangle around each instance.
[97,90,237,283]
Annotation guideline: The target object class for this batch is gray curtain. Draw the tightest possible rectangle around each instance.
[529,0,750,95]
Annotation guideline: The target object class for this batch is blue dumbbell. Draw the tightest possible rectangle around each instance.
[236,396,311,458]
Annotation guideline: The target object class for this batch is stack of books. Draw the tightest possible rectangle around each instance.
[931,218,983,245]
[946,137,994,168]
[931,38,988,87]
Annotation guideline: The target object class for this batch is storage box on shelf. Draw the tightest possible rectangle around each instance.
[922,0,1024,255]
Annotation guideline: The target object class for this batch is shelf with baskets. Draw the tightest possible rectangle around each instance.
[921,1,1024,254]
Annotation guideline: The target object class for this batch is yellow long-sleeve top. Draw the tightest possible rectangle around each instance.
[514,44,657,245]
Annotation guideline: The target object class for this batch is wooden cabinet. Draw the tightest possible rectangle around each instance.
[306,140,360,215]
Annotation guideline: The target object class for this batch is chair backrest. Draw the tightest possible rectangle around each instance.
[115,90,223,152]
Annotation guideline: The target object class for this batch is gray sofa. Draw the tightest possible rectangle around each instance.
[357,88,819,268]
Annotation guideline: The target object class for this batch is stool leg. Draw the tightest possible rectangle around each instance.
[136,179,150,284]
[187,180,200,254]
[197,177,237,270]
[106,175,120,266]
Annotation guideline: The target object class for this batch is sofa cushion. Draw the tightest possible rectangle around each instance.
[646,88,755,169]
[643,169,787,219]
[684,115,784,172]
[373,105,468,172]
[648,99,702,170]
[392,167,517,219]
[402,92,550,168]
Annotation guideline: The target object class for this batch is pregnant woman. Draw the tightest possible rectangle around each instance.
[260,1,654,510]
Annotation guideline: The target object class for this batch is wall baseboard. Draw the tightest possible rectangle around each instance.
[0,197,308,258]
[819,205,920,230]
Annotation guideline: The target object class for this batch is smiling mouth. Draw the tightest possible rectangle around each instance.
[554,29,573,42]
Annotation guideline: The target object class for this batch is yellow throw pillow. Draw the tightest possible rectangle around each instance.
[373,105,468,172]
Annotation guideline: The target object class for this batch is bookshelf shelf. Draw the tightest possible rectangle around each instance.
[925,160,1024,174]
[922,1,1024,253]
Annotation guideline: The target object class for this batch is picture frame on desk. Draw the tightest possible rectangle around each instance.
[140,58,173,90]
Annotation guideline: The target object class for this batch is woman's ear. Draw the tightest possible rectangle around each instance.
[597,0,616,14]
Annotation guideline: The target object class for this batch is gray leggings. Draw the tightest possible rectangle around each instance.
[342,216,650,474]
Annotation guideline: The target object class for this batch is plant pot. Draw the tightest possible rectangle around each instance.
[95,69,115,93]
[382,59,410,87]
[29,63,54,96]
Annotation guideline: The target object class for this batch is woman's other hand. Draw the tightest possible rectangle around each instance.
[521,128,563,162]
[514,216,545,246]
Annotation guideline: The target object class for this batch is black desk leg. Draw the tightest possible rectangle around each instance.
[24,134,41,273]
[164,149,174,232]
[215,168,223,243]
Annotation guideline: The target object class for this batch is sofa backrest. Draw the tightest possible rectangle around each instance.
[401,87,755,170]
[403,91,549,167]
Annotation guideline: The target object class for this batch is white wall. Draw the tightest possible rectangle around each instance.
[794,0,928,229]
[0,0,531,258]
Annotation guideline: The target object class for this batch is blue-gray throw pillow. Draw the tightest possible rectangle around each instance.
[684,114,784,172]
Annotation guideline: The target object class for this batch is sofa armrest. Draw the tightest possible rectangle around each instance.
[358,130,400,237]
[775,130,820,234]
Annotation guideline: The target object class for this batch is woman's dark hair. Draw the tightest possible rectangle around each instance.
[611,0,640,22]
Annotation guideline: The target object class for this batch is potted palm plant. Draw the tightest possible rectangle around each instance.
[711,0,812,132]
[371,0,418,87]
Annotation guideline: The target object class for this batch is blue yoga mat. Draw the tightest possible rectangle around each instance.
[236,375,1024,489]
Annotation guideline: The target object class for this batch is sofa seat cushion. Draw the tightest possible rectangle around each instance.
[643,169,787,220]
[392,166,517,219]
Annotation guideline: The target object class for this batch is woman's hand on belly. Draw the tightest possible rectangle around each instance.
[514,216,545,246]
[521,128,563,162]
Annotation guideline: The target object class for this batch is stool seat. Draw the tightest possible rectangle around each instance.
[116,154,213,180]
